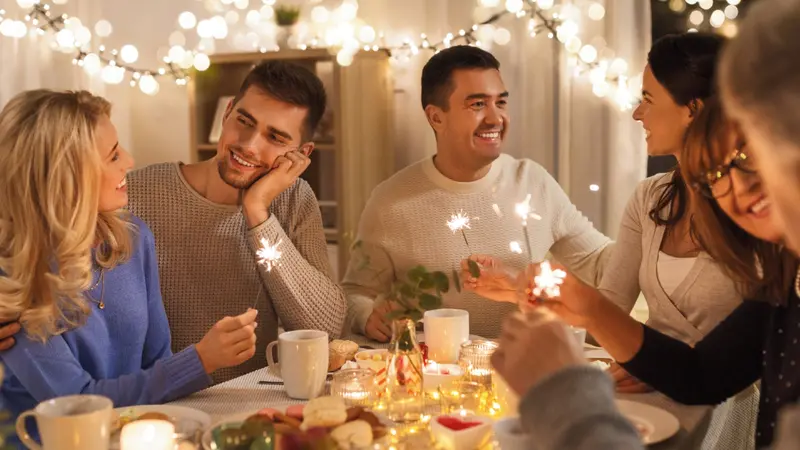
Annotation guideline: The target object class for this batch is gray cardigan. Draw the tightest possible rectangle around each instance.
[598,173,742,345]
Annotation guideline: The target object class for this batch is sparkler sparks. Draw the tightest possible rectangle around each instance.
[531,261,567,298]
[447,210,476,250]
[514,194,542,226]
[509,241,523,254]
[447,210,473,233]
[256,238,283,272]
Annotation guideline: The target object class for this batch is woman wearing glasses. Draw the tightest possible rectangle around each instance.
[513,97,797,449]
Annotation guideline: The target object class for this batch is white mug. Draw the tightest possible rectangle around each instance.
[266,329,329,400]
[15,394,113,450]
[424,309,469,363]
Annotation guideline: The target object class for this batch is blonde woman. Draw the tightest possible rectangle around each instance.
[0,90,257,418]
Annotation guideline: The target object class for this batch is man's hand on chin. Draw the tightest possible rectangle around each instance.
[242,151,310,228]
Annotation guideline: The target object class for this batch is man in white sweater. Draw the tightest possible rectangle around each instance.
[343,45,612,341]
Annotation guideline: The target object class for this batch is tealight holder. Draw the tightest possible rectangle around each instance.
[458,340,498,389]
[330,368,377,407]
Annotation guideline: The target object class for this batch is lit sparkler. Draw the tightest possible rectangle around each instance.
[509,241,523,254]
[531,261,567,299]
[256,238,283,272]
[447,210,476,251]
[514,194,542,261]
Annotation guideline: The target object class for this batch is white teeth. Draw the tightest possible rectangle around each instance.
[117,178,126,189]
[232,152,256,168]
[477,132,500,139]
[750,198,770,214]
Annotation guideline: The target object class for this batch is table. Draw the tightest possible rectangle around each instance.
[168,334,712,448]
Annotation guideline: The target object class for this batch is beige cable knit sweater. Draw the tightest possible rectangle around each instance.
[342,154,613,338]
[128,163,346,383]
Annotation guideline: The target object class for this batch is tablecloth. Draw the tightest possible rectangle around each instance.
[168,334,712,448]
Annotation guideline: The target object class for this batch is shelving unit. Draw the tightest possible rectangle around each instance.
[188,49,395,275]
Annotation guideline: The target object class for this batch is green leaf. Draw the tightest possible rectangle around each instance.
[399,283,416,300]
[452,269,462,293]
[419,293,442,310]
[408,265,427,283]
[467,259,482,278]
[351,240,363,250]
[433,271,450,293]
[419,273,435,290]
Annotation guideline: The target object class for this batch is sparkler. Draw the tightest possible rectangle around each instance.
[514,194,542,261]
[447,210,476,251]
[256,238,283,272]
[509,241,523,254]
[531,261,567,299]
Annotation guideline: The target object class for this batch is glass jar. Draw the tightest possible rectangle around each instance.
[385,318,425,423]
[330,368,377,408]
[458,340,499,389]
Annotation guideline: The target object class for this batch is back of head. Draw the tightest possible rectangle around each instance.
[234,60,327,141]
[682,97,796,302]
[0,89,120,341]
[648,32,725,106]
[420,45,500,111]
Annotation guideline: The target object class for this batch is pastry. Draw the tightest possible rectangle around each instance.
[329,420,373,450]
[300,396,348,430]
[328,340,360,371]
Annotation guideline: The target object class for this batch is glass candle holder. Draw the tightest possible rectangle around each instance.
[458,340,499,389]
[437,380,485,414]
[330,368,377,407]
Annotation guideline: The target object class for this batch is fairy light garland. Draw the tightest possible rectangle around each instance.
[0,1,190,95]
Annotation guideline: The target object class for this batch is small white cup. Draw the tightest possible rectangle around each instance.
[266,329,329,400]
[15,394,113,450]
[493,417,535,450]
[424,309,470,363]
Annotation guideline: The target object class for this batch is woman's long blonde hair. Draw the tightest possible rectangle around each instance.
[0,89,133,342]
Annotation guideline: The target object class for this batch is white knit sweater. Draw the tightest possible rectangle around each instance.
[342,154,613,338]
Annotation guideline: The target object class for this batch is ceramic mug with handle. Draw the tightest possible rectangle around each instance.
[15,394,113,450]
[266,329,329,400]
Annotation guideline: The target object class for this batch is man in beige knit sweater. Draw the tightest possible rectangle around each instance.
[343,45,612,341]
[127,61,347,383]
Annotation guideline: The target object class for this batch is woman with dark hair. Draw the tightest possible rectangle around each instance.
[466,32,758,448]
[505,98,798,449]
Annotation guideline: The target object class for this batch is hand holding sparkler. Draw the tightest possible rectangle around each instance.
[521,262,604,329]
[460,255,524,304]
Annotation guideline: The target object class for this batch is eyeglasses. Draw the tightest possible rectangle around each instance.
[691,147,758,199]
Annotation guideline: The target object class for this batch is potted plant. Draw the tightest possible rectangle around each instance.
[273,4,301,49]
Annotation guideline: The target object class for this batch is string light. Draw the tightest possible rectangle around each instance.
[184,0,638,110]
[0,2,191,94]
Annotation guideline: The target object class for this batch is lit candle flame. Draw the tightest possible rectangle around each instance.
[509,241,523,254]
[532,261,567,298]
[515,194,542,226]
[256,238,283,272]
[446,210,474,233]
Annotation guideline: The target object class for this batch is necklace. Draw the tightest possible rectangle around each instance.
[87,268,106,310]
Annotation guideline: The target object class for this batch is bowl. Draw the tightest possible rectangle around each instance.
[354,349,389,374]
[430,413,493,450]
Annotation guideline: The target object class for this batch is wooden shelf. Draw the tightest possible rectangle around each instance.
[188,50,394,273]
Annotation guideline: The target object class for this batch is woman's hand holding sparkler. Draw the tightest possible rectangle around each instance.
[460,255,525,303]
[521,262,605,329]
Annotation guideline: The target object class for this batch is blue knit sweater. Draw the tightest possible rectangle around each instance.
[0,216,211,418]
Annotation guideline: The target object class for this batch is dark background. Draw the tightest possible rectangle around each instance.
[646,0,757,176]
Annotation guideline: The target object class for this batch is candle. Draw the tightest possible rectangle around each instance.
[120,420,175,450]
[331,368,376,407]
[458,340,498,389]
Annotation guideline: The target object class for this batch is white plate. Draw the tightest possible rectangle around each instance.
[110,404,211,449]
[616,399,680,445]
